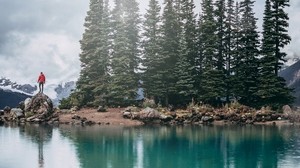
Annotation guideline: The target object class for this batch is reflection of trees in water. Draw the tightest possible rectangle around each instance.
[59,125,299,168]
[19,124,53,168]
[59,126,139,168]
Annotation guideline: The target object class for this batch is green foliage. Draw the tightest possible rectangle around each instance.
[107,0,141,107]
[142,98,157,108]
[257,0,294,109]
[59,98,72,109]
[141,0,163,100]
[72,0,294,110]
[76,0,111,107]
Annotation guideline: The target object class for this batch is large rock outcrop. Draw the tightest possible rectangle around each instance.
[23,93,54,121]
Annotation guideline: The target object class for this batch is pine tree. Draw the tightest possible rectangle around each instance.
[109,0,141,106]
[75,0,111,107]
[236,0,260,107]
[141,0,163,102]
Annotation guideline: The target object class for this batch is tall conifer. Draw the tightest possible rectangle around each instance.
[199,0,224,105]
[258,0,293,108]
[76,0,111,107]
[175,0,198,104]
[141,0,163,102]
[160,0,180,105]
[109,0,140,106]
[236,0,260,107]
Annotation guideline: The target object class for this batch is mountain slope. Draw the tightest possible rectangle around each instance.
[0,89,31,109]
[279,60,300,106]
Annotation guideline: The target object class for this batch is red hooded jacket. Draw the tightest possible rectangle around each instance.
[38,73,46,83]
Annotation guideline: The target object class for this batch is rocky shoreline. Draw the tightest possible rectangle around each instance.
[1,94,300,126]
[121,105,300,126]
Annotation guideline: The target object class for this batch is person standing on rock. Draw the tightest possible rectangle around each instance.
[37,72,46,93]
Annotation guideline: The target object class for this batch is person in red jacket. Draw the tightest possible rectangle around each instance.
[37,72,46,93]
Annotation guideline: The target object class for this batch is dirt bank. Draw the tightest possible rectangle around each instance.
[58,108,144,126]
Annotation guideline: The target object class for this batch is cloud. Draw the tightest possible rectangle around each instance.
[0,0,88,85]
[0,32,81,83]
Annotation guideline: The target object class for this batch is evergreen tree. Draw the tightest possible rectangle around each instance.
[258,0,293,108]
[75,0,111,107]
[270,0,291,75]
[160,0,181,105]
[231,2,242,101]
[109,0,141,106]
[175,0,198,104]
[199,0,224,105]
[141,0,163,102]
[195,14,204,102]
[236,0,260,107]
[215,0,226,71]
[223,0,235,102]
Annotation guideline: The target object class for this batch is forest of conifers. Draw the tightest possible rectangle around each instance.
[63,0,293,110]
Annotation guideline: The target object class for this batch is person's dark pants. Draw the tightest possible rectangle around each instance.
[39,82,44,93]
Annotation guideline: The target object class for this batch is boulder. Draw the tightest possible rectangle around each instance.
[24,98,31,110]
[70,106,79,112]
[10,108,24,119]
[97,106,107,112]
[139,107,160,119]
[24,93,53,119]
[18,101,25,110]
[282,105,292,115]
[3,106,11,113]
[124,106,140,113]
[201,116,214,123]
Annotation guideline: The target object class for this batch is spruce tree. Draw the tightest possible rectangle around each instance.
[141,0,163,102]
[175,0,198,104]
[223,0,235,102]
[75,0,111,107]
[160,0,181,105]
[258,0,293,108]
[199,0,224,106]
[231,2,242,101]
[109,0,141,106]
[270,0,291,75]
[236,0,260,107]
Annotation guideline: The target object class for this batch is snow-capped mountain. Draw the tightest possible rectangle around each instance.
[0,77,37,95]
[0,77,76,108]
[0,77,35,109]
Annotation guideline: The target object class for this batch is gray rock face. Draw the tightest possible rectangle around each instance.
[24,93,53,119]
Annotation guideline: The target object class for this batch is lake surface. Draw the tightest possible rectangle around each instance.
[1,124,300,168]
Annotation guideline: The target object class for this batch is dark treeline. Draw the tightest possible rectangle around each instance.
[63,0,293,109]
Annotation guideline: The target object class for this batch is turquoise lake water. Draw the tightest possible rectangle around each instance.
[1,124,300,168]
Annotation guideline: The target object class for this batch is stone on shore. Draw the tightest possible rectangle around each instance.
[24,93,54,120]
[10,108,24,119]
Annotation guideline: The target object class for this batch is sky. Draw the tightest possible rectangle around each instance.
[0,0,300,86]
